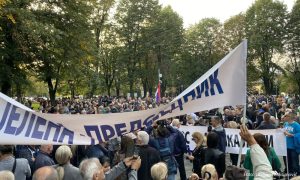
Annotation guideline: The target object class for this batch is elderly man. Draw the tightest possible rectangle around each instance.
[256,112,276,129]
[32,166,58,180]
[34,145,55,172]
[80,157,141,180]
[172,119,187,180]
[210,116,226,152]
[136,131,161,180]
[0,145,31,180]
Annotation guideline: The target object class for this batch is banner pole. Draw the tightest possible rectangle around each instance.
[286,151,290,180]
[237,104,246,167]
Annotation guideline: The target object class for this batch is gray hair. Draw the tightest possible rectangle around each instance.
[32,166,59,180]
[172,119,180,127]
[0,171,15,180]
[79,158,102,180]
[137,131,149,145]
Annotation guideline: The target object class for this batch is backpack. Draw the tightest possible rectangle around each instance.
[294,133,300,154]
[154,138,177,174]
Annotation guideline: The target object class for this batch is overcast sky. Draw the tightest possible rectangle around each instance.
[159,0,296,28]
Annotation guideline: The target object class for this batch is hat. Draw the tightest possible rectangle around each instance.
[224,165,246,180]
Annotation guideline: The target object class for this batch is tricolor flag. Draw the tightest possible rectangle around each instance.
[155,81,161,104]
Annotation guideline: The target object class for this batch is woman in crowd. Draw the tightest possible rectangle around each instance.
[53,145,82,180]
[243,133,281,180]
[186,132,206,177]
[151,162,168,180]
[201,164,218,180]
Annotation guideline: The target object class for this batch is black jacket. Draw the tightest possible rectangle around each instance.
[192,145,206,177]
[137,145,161,180]
[205,148,225,178]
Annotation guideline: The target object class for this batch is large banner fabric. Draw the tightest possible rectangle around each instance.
[0,40,247,145]
[179,126,287,156]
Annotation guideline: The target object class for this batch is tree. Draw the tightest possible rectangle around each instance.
[0,0,33,99]
[245,0,287,94]
[115,0,160,95]
[223,13,260,87]
[148,6,184,96]
[178,18,224,87]
[285,0,300,95]
[88,0,115,97]
[26,0,95,105]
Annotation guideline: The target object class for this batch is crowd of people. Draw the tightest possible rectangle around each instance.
[0,94,300,180]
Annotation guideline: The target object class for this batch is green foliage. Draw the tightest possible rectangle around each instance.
[177,18,225,87]
[285,0,300,95]
[245,0,287,94]
[1,0,299,99]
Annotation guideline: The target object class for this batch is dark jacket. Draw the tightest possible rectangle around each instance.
[212,126,226,153]
[205,148,225,178]
[137,145,161,180]
[256,122,276,129]
[192,145,206,177]
[34,151,55,172]
[15,145,38,172]
[146,125,178,175]
[173,127,187,155]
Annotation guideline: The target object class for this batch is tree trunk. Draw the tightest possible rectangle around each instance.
[16,83,22,102]
[47,78,56,106]
[129,81,134,97]
[142,80,147,98]
[1,81,11,96]
[263,76,272,95]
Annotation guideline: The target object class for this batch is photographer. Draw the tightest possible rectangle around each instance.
[146,119,178,180]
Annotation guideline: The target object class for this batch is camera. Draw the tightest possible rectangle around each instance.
[156,120,168,127]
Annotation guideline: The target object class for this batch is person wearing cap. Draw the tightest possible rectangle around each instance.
[283,112,300,177]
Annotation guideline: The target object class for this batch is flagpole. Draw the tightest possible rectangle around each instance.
[237,105,246,167]
[237,39,247,167]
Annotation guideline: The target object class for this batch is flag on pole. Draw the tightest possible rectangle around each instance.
[155,81,161,104]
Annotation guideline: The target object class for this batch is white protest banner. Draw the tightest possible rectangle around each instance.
[0,40,247,145]
[179,126,287,156]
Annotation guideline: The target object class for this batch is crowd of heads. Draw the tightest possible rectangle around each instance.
[1,94,300,180]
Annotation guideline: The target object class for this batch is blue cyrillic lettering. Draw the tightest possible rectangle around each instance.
[183,89,196,103]
[31,117,46,139]
[4,106,20,135]
[58,128,74,144]
[43,121,62,142]
[130,120,142,131]
[100,125,115,142]
[0,103,11,130]
[115,123,127,136]
[84,125,102,145]
[209,69,224,95]
[15,111,29,135]
[25,114,36,137]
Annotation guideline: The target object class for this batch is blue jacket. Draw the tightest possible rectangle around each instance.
[173,127,187,155]
[212,126,226,153]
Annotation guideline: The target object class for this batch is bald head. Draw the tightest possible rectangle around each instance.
[33,166,58,180]
[40,145,53,154]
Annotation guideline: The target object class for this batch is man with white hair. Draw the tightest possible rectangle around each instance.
[80,156,141,180]
[136,131,161,180]
[172,119,187,180]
